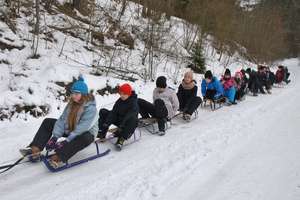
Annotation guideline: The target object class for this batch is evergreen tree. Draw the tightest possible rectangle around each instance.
[190,40,206,74]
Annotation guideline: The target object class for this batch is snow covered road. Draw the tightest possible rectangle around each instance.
[0,59,299,200]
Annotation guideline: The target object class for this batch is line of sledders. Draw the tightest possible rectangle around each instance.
[19,65,291,169]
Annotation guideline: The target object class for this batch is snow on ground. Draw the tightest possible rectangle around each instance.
[0,58,299,200]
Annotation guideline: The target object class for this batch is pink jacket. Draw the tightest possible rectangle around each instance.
[221,77,236,90]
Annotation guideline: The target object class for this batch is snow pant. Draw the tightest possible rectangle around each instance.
[30,118,94,162]
[138,98,168,131]
[205,89,223,100]
[98,108,138,140]
[269,73,276,85]
[235,84,247,100]
[259,80,271,92]
[248,74,260,94]
[205,89,216,100]
[224,87,236,103]
[179,96,202,115]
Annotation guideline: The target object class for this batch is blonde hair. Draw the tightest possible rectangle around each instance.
[67,94,94,131]
[184,70,194,80]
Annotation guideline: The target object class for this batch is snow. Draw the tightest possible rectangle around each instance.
[0,0,299,199]
[0,58,299,200]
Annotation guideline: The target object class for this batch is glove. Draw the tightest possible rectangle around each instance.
[55,140,68,150]
[46,137,58,150]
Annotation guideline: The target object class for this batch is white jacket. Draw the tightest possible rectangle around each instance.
[153,87,179,118]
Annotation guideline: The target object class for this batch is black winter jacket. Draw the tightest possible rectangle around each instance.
[106,92,138,128]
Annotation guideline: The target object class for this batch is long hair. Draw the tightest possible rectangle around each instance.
[67,94,94,132]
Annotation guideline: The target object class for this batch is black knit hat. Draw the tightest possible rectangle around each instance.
[204,70,213,79]
[156,76,167,88]
[224,68,231,76]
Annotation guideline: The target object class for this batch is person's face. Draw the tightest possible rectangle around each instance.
[119,92,129,101]
[71,93,82,103]
[224,75,230,80]
[205,78,212,83]
[157,87,165,93]
[184,75,192,84]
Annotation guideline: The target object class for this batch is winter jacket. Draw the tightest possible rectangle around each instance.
[177,80,198,109]
[153,87,179,118]
[105,92,138,129]
[275,69,284,83]
[257,71,268,84]
[201,77,224,98]
[220,77,236,90]
[52,99,98,142]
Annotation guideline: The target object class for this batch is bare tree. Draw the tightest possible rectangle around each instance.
[31,0,40,57]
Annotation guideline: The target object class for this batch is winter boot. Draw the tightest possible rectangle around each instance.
[157,130,166,136]
[115,137,125,151]
[48,154,63,168]
[183,113,191,122]
[19,146,40,162]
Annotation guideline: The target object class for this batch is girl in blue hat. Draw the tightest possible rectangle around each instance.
[20,76,98,167]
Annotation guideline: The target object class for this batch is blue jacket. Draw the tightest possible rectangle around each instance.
[52,99,98,141]
[201,77,224,98]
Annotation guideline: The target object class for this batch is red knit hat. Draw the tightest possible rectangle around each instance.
[118,83,132,96]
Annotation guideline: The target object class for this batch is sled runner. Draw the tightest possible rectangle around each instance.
[42,142,110,172]
[202,97,226,111]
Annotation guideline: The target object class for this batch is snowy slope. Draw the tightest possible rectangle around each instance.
[0,58,299,200]
[0,0,257,121]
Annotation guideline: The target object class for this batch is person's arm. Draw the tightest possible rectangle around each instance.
[66,104,98,141]
[177,84,183,105]
[52,105,68,138]
[171,90,180,114]
[201,80,206,97]
[153,88,158,103]
[215,80,224,97]
[192,85,198,97]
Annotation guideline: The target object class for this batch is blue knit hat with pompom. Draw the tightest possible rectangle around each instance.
[71,76,88,95]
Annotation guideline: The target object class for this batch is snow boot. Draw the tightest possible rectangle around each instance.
[19,147,40,162]
[115,137,125,151]
[157,130,166,136]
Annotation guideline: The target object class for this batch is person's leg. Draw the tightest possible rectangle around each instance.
[55,132,94,162]
[154,99,168,132]
[30,118,57,151]
[98,108,110,138]
[228,87,236,103]
[235,89,241,101]
[118,116,138,140]
[184,97,202,115]
[178,98,186,112]
[205,89,216,100]
[138,98,156,118]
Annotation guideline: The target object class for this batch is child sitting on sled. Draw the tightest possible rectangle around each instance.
[20,77,98,167]
[177,70,202,121]
[220,69,237,105]
[201,70,224,101]
[138,76,179,136]
[97,83,138,150]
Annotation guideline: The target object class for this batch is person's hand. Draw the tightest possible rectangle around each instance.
[55,140,68,150]
[45,137,58,150]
